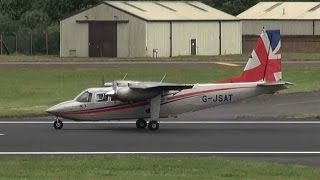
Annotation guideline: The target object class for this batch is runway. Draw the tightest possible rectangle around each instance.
[1,119,320,153]
[1,91,320,153]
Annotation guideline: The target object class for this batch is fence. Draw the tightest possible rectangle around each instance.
[0,30,59,56]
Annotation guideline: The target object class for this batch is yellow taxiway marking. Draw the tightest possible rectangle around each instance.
[214,62,241,67]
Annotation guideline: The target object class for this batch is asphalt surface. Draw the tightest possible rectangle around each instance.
[1,120,320,152]
[0,91,319,167]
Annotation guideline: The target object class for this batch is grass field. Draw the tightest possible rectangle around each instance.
[0,155,319,180]
[0,64,319,117]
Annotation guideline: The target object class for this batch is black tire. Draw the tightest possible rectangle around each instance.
[53,119,63,130]
[136,119,147,129]
[148,120,159,130]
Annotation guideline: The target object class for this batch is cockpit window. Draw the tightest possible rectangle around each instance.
[75,91,92,102]
[96,93,108,102]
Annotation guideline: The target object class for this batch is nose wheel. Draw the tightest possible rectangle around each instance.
[53,119,63,130]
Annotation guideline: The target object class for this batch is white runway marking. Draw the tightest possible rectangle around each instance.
[1,152,320,155]
[0,134,5,136]
[0,121,319,124]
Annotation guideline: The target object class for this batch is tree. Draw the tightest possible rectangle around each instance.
[21,10,50,30]
[0,0,33,20]
[220,0,258,15]
[44,0,104,22]
[0,13,19,33]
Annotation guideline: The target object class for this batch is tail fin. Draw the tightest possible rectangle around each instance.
[218,29,282,83]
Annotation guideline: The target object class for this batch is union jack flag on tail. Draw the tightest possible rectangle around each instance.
[218,29,282,83]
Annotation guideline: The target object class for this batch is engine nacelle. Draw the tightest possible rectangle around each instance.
[116,87,160,102]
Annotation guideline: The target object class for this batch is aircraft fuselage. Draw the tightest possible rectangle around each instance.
[47,82,281,121]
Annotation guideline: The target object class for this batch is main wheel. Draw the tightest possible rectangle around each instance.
[53,119,63,130]
[148,120,159,130]
[136,119,147,129]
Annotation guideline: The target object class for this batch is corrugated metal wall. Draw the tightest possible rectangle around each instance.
[146,22,170,57]
[117,23,129,57]
[171,22,220,56]
[242,20,314,35]
[60,4,146,57]
[314,20,320,35]
[221,21,242,55]
[60,17,89,57]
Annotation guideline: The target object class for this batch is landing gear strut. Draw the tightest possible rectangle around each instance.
[53,118,63,130]
[136,118,147,129]
[148,120,159,130]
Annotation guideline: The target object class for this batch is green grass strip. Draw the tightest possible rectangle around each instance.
[0,155,319,180]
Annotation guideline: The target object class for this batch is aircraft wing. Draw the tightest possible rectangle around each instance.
[112,81,194,102]
[128,82,194,91]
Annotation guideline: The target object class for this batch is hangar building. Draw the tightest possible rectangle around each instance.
[60,1,241,58]
[238,2,320,53]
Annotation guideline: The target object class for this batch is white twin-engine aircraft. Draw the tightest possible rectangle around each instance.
[47,29,292,130]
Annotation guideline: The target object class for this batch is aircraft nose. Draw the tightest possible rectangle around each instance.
[46,105,62,115]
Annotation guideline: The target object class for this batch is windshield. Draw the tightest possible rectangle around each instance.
[75,91,92,102]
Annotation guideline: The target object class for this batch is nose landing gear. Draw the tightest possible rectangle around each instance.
[53,118,63,130]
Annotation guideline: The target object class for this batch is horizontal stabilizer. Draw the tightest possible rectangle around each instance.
[258,81,294,86]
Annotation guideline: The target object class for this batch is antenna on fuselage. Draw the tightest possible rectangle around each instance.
[160,74,167,83]
[122,72,128,80]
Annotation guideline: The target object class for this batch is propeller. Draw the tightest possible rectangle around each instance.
[101,75,105,87]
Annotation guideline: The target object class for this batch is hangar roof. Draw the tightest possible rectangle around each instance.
[238,2,320,20]
[104,1,238,21]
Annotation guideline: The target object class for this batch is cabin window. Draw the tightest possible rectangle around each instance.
[96,93,108,102]
[76,91,92,102]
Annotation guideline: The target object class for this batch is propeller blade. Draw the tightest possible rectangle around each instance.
[101,75,105,87]
[112,81,117,91]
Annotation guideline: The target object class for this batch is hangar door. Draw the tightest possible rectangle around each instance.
[89,22,117,57]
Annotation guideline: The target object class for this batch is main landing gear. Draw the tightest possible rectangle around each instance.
[135,119,159,130]
[53,118,63,130]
